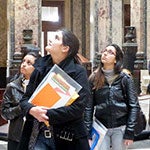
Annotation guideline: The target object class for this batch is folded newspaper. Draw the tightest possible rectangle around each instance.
[28,64,82,108]
[90,119,107,150]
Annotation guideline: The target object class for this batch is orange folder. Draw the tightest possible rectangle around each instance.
[31,83,61,107]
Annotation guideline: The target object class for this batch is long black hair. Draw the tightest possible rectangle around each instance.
[60,28,81,64]
[90,43,124,90]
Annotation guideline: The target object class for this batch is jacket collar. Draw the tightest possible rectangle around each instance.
[10,75,24,92]
[34,54,76,76]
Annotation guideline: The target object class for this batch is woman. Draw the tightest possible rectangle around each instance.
[1,52,40,150]
[18,28,90,150]
[84,44,140,150]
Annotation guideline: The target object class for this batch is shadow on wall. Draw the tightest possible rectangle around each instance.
[0,67,6,88]
[0,67,7,127]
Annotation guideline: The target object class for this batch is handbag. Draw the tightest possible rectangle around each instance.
[134,109,146,135]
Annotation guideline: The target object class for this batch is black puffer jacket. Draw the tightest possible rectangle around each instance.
[1,76,24,142]
[84,72,140,140]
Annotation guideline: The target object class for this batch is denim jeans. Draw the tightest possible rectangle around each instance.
[99,126,126,150]
[34,131,56,150]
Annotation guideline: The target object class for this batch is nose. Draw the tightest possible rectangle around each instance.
[48,34,55,43]
[48,39,52,45]
[21,62,26,67]
[103,50,108,55]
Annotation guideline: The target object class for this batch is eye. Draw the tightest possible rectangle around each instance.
[22,59,25,63]
[101,49,107,53]
[108,50,113,55]
[55,35,59,40]
[108,50,116,55]
[101,49,116,56]
[27,61,33,65]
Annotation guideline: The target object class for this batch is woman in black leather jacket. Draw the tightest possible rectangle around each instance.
[84,44,140,150]
[1,52,40,150]
[18,28,90,150]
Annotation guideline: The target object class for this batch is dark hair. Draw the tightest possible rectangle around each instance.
[101,44,123,74]
[59,28,81,63]
[22,51,41,59]
[90,44,124,90]
[25,51,41,60]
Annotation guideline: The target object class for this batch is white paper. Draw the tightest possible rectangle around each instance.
[28,64,82,108]
[90,119,108,150]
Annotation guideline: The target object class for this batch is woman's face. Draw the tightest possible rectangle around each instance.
[101,45,116,68]
[20,55,36,79]
[45,31,64,55]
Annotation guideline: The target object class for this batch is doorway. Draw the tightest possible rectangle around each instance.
[41,0,65,55]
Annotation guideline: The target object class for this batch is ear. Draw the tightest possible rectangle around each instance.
[62,45,69,53]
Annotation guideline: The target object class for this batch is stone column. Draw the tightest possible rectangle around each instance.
[7,0,41,79]
[71,0,90,59]
[131,0,147,68]
[90,0,99,67]
[131,0,143,53]
[123,26,137,73]
[91,0,123,68]
[111,0,123,46]
[98,0,123,50]
[147,1,150,62]
[0,0,7,87]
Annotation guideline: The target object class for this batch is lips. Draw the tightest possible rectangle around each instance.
[20,68,26,73]
[101,57,107,61]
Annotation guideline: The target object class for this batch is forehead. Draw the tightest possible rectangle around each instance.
[56,31,63,38]
[106,46,116,51]
[23,55,36,61]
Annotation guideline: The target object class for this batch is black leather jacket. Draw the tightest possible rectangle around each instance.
[1,76,24,142]
[84,72,140,140]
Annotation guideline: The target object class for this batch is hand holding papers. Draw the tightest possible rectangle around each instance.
[28,64,82,127]
[90,119,107,150]
[29,64,82,109]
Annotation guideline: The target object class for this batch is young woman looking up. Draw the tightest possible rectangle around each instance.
[18,28,90,150]
[84,44,140,150]
[1,52,40,150]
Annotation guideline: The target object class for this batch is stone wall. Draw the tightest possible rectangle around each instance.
[71,0,90,59]
[7,0,90,59]
[147,1,150,63]
[98,0,123,49]
[5,0,150,71]
[0,0,7,67]
[129,0,150,68]
[90,0,123,65]
[14,0,41,52]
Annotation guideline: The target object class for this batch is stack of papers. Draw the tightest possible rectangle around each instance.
[90,119,107,150]
[29,64,82,108]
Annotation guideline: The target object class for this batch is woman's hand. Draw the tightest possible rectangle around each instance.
[124,139,133,147]
[88,139,92,147]
[29,106,49,122]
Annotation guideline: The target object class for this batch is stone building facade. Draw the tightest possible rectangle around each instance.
[0,0,150,89]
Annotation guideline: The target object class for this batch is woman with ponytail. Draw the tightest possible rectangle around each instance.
[18,28,90,150]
